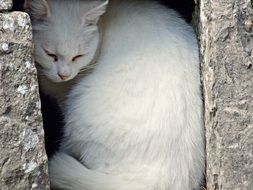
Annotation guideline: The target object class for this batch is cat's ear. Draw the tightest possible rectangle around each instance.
[24,0,50,20]
[82,0,109,26]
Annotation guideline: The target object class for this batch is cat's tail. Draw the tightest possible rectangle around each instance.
[49,152,152,190]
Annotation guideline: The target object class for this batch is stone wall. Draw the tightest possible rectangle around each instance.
[0,0,50,189]
[197,0,253,189]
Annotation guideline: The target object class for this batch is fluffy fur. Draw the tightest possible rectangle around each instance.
[25,0,107,101]
[47,0,204,189]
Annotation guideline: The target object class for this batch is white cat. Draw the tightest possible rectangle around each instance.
[28,0,205,189]
[25,0,106,102]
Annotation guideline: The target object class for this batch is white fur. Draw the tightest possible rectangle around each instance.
[25,0,107,101]
[49,0,205,189]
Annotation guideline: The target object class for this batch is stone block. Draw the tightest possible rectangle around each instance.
[198,0,253,189]
[0,12,49,190]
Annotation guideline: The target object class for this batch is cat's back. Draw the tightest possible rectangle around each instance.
[107,0,182,25]
[104,0,195,42]
[100,0,198,68]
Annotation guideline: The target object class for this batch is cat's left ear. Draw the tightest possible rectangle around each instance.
[24,0,51,20]
[82,0,109,26]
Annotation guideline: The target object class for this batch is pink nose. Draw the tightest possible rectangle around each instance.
[58,73,70,80]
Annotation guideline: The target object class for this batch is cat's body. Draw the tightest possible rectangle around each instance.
[47,0,204,189]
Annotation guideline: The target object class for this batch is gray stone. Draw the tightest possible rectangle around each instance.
[0,12,50,189]
[0,0,12,11]
[197,0,253,189]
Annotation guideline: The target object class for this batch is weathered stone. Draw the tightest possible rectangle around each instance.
[0,12,50,189]
[198,0,253,189]
[0,0,12,11]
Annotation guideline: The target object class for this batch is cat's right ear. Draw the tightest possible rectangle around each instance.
[82,0,109,26]
[24,0,50,20]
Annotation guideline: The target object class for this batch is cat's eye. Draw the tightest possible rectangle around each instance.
[48,53,58,62]
[72,55,84,62]
[44,49,58,62]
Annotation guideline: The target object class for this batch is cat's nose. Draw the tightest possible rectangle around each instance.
[58,73,70,80]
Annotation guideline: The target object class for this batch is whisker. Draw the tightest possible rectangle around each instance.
[79,62,97,73]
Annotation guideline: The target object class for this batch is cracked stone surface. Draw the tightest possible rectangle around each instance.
[0,12,50,189]
[197,0,253,189]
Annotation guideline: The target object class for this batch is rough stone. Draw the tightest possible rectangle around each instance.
[0,12,50,189]
[197,0,253,189]
[0,0,12,11]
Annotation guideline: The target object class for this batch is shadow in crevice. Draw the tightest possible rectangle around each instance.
[159,0,195,22]
[40,93,64,158]
[12,0,24,11]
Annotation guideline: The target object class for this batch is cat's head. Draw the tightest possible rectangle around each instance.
[24,0,108,82]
